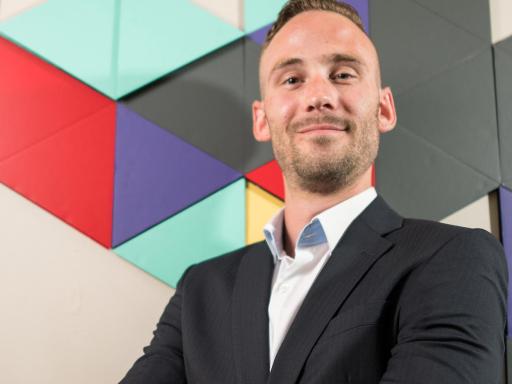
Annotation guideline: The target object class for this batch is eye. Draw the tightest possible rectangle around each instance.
[283,76,301,85]
[331,72,355,81]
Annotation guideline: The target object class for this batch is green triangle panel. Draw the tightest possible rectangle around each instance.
[116,0,243,98]
[0,0,243,99]
[376,124,498,221]
[0,0,118,97]
[244,0,287,34]
[113,179,246,287]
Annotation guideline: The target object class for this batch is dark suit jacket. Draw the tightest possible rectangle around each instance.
[120,196,507,384]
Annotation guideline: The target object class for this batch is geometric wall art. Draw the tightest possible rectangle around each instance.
[1,0,509,284]
[2,0,512,381]
[1,0,509,285]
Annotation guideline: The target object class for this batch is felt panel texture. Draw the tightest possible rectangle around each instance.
[246,160,285,200]
[113,104,241,247]
[122,38,273,173]
[246,182,283,245]
[0,104,116,247]
[114,179,246,287]
[0,0,243,99]
[0,36,111,161]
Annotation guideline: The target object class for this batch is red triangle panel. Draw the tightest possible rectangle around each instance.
[0,104,116,247]
[246,160,284,200]
[0,37,111,161]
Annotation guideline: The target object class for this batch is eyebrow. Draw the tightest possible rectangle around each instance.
[321,53,363,67]
[269,53,363,77]
[269,57,304,77]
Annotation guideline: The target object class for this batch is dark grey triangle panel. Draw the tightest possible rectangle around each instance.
[122,38,273,173]
[376,124,498,220]
[369,0,488,95]
[411,0,491,42]
[395,48,500,182]
[244,38,262,112]
[494,36,512,189]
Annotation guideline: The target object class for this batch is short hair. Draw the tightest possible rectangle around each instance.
[263,0,366,49]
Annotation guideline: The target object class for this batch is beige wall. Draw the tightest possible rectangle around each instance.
[0,184,173,384]
[490,0,512,43]
[0,0,46,21]
[191,0,243,29]
[0,182,501,383]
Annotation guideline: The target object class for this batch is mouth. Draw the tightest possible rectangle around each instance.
[297,124,348,134]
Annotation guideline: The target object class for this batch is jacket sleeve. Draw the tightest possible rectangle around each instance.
[119,267,193,384]
[380,229,508,384]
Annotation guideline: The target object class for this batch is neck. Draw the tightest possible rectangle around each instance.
[282,168,373,256]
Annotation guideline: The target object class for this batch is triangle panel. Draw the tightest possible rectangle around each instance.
[246,160,284,200]
[114,179,246,287]
[113,105,242,246]
[494,37,512,187]
[370,0,488,95]
[0,0,118,98]
[246,182,283,245]
[413,0,491,42]
[376,124,499,220]
[395,48,500,181]
[498,186,512,336]
[122,39,274,173]
[0,104,116,247]
[116,0,243,98]
[0,36,112,161]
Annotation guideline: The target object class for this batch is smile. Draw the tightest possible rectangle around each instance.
[297,124,347,134]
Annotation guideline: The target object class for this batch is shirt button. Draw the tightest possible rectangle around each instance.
[279,284,289,294]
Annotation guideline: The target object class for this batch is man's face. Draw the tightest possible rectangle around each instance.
[253,10,396,195]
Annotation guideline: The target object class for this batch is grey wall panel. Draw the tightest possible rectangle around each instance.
[495,36,512,189]
[376,125,498,220]
[370,0,488,95]
[395,48,500,181]
[122,39,274,173]
[412,0,491,42]
[244,38,262,112]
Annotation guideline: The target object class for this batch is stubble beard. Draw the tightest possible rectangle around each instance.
[272,111,380,195]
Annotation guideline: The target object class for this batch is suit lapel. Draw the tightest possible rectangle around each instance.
[232,242,274,384]
[268,196,402,384]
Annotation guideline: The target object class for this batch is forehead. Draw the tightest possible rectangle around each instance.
[260,10,377,78]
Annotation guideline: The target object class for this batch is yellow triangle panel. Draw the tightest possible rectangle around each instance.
[246,182,283,245]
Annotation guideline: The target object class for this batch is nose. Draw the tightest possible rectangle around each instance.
[304,76,338,112]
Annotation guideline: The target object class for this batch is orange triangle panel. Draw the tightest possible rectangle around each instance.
[246,160,284,200]
[0,36,111,161]
[0,104,116,247]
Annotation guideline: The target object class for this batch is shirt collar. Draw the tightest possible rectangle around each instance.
[263,187,377,262]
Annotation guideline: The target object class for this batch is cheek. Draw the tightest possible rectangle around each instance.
[265,93,297,126]
[343,90,378,118]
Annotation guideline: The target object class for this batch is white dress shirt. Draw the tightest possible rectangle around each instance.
[263,187,377,368]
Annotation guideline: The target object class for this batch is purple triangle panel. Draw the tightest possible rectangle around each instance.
[113,104,242,246]
[342,0,369,33]
[248,24,271,45]
[499,186,512,336]
[246,0,369,46]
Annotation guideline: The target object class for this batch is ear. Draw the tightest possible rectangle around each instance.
[377,87,397,133]
[252,100,271,142]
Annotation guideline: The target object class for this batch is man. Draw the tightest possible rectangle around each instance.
[121,1,507,383]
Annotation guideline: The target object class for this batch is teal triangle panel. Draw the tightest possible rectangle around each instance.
[244,0,287,34]
[0,0,243,99]
[113,179,246,287]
